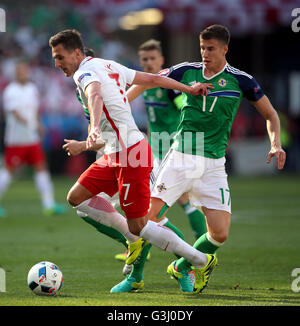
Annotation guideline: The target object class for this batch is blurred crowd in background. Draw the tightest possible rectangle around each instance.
[0,0,300,175]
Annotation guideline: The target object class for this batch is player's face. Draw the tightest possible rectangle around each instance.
[139,50,164,74]
[200,37,228,72]
[15,63,29,84]
[52,44,82,77]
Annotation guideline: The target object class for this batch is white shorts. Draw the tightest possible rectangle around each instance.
[151,150,231,213]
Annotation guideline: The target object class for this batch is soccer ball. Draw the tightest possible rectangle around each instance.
[27,261,63,296]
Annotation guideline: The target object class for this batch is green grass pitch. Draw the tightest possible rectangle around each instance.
[0,174,299,306]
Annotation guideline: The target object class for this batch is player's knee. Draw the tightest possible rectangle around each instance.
[128,224,142,236]
[212,230,228,244]
[147,198,168,220]
[127,217,147,236]
[67,190,82,207]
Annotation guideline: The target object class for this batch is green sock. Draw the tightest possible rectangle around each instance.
[130,243,152,282]
[81,216,127,248]
[163,220,185,240]
[182,202,207,239]
[176,233,220,271]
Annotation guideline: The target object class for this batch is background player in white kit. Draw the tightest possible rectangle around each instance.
[49,29,216,293]
[0,60,66,217]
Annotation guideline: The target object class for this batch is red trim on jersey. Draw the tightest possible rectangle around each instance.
[86,57,94,61]
[102,104,126,151]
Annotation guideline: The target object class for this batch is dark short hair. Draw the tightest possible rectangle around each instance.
[49,29,84,53]
[200,25,230,45]
[139,39,162,54]
[84,47,95,57]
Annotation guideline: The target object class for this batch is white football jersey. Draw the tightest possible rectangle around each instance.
[2,81,40,145]
[73,56,144,154]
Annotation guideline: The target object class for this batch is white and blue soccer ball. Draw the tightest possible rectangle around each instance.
[27,261,63,296]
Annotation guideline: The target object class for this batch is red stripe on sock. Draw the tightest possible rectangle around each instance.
[88,196,116,213]
[164,242,169,251]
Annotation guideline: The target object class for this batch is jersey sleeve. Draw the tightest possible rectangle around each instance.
[237,74,264,102]
[73,69,101,91]
[113,62,136,86]
[158,62,190,82]
[167,89,182,109]
[3,85,18,112]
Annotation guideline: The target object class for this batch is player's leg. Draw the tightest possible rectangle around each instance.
[0,165,13,217]
[0,146,23,217]
[30,143,66,215]
[77,210,127,248]
[114,164,184,262]
[111,198,197,294]
[68,160,141,245]
[70,182,140,244]
[129,151,210,269]
[79,192,128,248]
[175,208,230,268]
[177,192,207,239]
[170,156,230,293]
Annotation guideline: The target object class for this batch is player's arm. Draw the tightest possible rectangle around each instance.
[126,84,147,102]
[252,95,286,170]
[63,139,86,156]
[84,81,103,149]
[132,71,213,97]
[11,109,27,124]
[62,138,104,156]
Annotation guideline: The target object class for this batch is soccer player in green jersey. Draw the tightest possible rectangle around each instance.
[138,39,207,239]
[127,25,286,294]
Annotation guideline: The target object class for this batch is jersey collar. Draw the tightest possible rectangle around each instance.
[79,56,92,67]
[202,62,228,80]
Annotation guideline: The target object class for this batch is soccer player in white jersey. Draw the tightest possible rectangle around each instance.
[49,29,216,293]
[0,60,66,217]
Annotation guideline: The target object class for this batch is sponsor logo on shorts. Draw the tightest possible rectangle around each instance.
[123,202,134,207]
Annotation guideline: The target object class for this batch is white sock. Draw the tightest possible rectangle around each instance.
[75,196,139,243]
[206,232,224,247]
[158,217,168,225]
[0,168,12,199]
[140,220,207,267]
[34,171,55,209]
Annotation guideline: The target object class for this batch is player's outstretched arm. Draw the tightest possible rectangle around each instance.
[252,95,286,170]
[126,84,147,103]
[132,71,213,96]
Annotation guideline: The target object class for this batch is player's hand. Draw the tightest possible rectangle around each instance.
[63,139,86,156]
[86,126,100,150]
[267,145,286,170]
[190,82,214,96]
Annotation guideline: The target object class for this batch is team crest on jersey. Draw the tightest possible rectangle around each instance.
[157,183,167,192]
[78,73,91,83]
[217,78,227,87]
[159,68,170,76]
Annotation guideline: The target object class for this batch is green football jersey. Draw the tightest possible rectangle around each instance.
[143,87,182,159]
[160,62,264,158]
